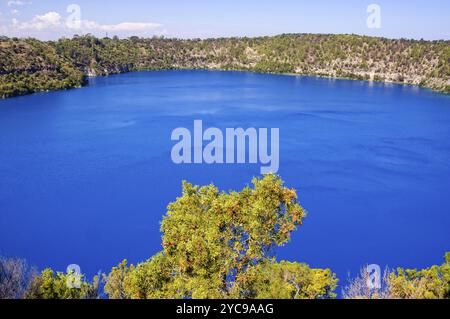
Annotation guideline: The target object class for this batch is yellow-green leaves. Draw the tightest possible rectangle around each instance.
[23,175,338,299]
[103,175,338,299]
[24,268,99,299]
[160,174,306,291]
[388,253,450,299]
[233,260,338,299]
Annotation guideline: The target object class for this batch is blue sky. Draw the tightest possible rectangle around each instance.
[0,0,449,40]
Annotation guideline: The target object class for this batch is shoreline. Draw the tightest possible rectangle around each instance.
[1,34,449,99]
[2,68,449,100]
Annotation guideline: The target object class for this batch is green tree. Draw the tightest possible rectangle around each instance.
[104,254,172,299]
[24,268,100,299]
[388,253,450,299]
[105,174,338,299]
[343,253,450,299]
[234,260,337,299]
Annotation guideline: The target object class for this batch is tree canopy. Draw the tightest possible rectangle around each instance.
[388,253,450,299]
[104,174,338,299]
[24,268,100,299]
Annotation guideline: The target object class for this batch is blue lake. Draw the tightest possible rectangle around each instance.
[0,70,449,287]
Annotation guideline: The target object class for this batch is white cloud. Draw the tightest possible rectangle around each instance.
[16,11,61,30]
[7,1,26,6]
[6,11,163,38]
[79,21,161,32]
[82,21,161,32]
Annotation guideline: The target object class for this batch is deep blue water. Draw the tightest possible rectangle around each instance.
[1,70,449,288]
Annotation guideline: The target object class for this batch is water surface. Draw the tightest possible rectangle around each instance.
[1,70,449,285]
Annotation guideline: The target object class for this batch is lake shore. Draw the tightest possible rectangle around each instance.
[1,34,449,99]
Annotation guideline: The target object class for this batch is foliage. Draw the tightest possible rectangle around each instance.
[388,253,450,299]
[1,175,449,299]
[234,260,337,299]
[24,268,100,299]
[0,38,84,98]
[343,253,450,299]
[161,175,305,282]
[104,175,337,299]
[104,254,172,299]
[1,34,449,98]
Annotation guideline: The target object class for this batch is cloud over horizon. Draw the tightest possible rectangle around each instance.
[1,9,164,39]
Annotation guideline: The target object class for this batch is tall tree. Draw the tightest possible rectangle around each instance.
[105,174,338,299]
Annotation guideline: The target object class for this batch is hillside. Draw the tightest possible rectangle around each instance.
[0,34,449,98]
[0,38,85,98]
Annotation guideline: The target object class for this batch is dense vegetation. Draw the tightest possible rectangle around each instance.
[103,175,336,299]
[0,38,85,98]
[342,253,450,299]
[0,175,449,299]
[1,34,449,98]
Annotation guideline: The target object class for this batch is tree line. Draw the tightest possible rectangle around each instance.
[1,34,449,98]
[1,175,449,299]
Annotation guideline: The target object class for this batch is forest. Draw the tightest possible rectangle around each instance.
[1,34,449,98]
